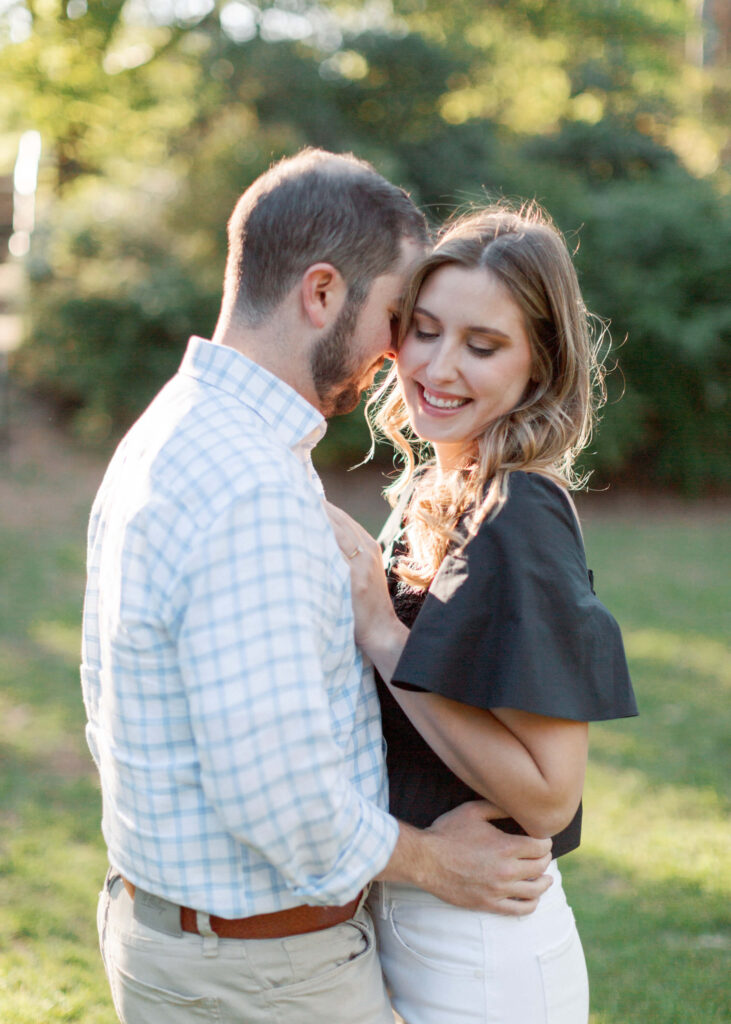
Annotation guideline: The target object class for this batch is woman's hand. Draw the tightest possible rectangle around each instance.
[325,501,409,677]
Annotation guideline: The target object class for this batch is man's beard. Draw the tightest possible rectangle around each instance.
[310,294,368,417]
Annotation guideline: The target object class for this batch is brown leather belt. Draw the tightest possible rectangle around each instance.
[121,878,362,939]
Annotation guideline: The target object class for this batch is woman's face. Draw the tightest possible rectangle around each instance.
[397,264,534,469]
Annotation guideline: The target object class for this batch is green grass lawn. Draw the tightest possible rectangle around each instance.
[565,519,730,1024]
[0,442,729,1021]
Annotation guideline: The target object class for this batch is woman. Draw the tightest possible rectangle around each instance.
[327,203,638,1024]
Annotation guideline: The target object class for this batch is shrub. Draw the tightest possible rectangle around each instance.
[14,186,220,443]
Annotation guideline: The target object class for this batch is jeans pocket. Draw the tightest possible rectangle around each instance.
[97,870,117,976]
[270,916,374,996]
[264,914,392,1024]
[111,963,220,1023]
[387,900,482,977]
[97,888,108,973]
[537,921,589,1024]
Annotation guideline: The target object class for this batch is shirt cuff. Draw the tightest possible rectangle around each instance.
[291,799,399,907]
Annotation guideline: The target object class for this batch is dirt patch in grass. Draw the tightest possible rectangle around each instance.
[0,388,106,533]
[319,461,730,531]
[2,387,727,534]
[573,488,729,525]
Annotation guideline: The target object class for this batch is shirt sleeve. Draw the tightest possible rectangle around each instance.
[391,472,638,722]
[176,481,398,905]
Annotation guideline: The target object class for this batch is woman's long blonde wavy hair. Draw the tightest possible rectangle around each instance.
[368,201,608,589]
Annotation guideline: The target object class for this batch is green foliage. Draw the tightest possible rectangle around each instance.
[522,115,680,182]
[3,0,729,487]
[573,172,731,491]
[506,121,731,491]
[14,188,219,442]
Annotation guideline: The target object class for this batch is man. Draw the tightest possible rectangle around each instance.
[84,148,552,1024]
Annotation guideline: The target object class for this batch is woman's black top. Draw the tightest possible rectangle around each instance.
[377,471,638,858]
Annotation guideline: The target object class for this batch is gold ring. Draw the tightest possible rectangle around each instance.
[347,546,362,559]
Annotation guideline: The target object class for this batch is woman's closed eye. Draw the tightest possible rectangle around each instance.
[468,343,497,357]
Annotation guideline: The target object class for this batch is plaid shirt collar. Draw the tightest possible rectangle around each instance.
[179,336,327,454]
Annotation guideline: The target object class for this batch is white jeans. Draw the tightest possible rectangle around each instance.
[370,860,589,1024]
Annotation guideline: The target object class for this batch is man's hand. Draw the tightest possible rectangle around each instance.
[379,800,553,916]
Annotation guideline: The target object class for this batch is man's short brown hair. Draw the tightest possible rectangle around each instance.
[222,148,428,325]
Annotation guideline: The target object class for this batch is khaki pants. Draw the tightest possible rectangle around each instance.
[98,872,395,1024]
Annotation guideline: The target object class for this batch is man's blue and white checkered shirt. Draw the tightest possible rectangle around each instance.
[81,336,398,918]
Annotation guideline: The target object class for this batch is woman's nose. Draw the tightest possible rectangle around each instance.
[426,342,459,384]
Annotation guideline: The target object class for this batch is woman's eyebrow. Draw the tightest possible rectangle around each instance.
[468,325,511,340]
[413,305,441,322]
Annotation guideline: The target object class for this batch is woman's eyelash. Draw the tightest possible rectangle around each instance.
[411,325,498,354]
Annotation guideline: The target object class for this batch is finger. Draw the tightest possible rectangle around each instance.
[325,508,360,555]
[502,834,553,859]
[325,501,360,532]
[474,875,552,916]
[503,874,553,901]
[467,880,550,916]
[516,852,554,878]
[347,518,379,553]
[490,895,542,917]
[454,798,506,821]
[324,503,350,534]
[330,526,357,556]
[444,798,502,820]
[325,504,378,559]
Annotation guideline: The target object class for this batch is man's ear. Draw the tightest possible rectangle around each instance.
[300,263,347,329]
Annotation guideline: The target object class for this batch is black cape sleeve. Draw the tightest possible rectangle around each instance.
[391,472,637,722]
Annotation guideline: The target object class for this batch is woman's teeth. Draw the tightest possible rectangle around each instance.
[422,387,469,410]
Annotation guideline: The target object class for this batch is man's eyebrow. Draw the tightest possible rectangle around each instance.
[415,305,511,340]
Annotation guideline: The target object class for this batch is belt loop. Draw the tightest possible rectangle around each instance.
[196,911,219,957]
[355,884,370,916]
[373,881,388,920]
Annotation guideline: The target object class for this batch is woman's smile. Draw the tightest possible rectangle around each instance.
[419,384,471,412]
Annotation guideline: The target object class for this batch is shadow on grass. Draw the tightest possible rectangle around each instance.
[587,662,730,810]
[583,521,730,642]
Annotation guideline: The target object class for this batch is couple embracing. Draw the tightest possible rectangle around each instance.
[83,148,636,1024]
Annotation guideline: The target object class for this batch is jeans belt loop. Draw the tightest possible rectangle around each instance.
[374,881,388,920]
[196,910,219,957]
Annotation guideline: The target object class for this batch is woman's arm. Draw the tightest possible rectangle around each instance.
[326,501,588,838]
[381,689,587,839]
